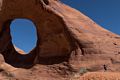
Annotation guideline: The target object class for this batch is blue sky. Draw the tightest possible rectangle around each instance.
[61,0,120,35]
[10,19,37,53]
[10,0,120,53]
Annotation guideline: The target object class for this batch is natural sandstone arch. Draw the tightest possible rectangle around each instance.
[0,18,72,68]
[0,19,38,68]
[0,0,74,68]
[0,0,120,73]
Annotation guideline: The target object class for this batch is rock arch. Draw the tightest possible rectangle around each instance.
[0,0,120,73]
[0,0,73,68]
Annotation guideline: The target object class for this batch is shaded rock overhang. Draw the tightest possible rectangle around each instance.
[0,0,74,68]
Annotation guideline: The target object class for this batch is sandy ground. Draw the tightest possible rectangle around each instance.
[70,72,120,80]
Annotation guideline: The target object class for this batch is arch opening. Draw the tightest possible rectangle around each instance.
[10,19,38,54]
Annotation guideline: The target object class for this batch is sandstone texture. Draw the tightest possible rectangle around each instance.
[80,72,120,80]
[0,0,120,80]
[14,46,26,55]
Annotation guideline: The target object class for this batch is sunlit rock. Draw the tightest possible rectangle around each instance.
[0,0,120,80]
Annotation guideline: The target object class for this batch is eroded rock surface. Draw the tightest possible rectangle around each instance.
[14,46,26,55]
[0,0,120,80]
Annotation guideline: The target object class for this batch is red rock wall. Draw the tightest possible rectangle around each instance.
[0,0,120,72]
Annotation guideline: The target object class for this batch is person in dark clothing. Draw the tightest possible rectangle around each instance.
[103,65,107,71]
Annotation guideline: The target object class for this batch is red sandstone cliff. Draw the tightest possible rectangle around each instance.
[0,0,120,80]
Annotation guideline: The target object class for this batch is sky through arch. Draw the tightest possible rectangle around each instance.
[10,19,38,53]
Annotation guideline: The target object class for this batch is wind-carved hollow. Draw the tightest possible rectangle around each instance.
[0,19,38,68]
[10,19,38,54]
[0,17,74,68]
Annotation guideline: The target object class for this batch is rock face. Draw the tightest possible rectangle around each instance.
[0,0,120,79]
[14,46,26,55]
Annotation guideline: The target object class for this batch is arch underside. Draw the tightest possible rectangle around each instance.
[0,0,74,68]
[0,19,73,68]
